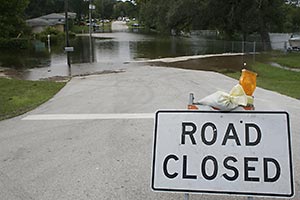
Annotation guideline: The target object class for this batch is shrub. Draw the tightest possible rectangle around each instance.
[36,27,65,45]
[36,27,76,45]
[0,38,30,49]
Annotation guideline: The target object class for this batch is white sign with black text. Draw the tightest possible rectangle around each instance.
[151,111,294,197]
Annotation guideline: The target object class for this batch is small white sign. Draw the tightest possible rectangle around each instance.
[152,110,294,197]
[64,46,74,52]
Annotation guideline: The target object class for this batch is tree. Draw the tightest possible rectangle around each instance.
[166,0,203,34]
[284,4,300,32]
[139,0,211,34]
[139,0,163,31]
[25,0,64,18]
[254,0,285,50]
[139,0,192,33]
[204,0,285,49]
[113,1,138,19]
[94,0,116,19]
[69,0,89,21]
[138,0,286,49]
[203,0,240,39]
[0,0,29,38]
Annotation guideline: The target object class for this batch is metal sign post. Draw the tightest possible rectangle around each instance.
[184,93,197,200]
[88,0,95,63]
[64,0,71,70]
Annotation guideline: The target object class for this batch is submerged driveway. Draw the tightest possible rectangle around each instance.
[0,65,299,200]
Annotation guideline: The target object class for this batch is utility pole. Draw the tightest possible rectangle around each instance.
[65,0,71,73]
[102,0,104,32]
[89,0,93,63]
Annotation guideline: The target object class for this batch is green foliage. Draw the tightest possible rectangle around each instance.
[204,0,285,41]
[0,38,30,49]
[68,0,122,21]
[94,0,117,19]
[165,0,201,34]
[283,4,300,32]
[71,25,90,33]
[138,0,286,49]
[0,0,29,38]
[69,0,89,21]
[25,0,64,18]
[139,0,171,33]
[113,1,138,19]
[0,78,66,120]
[36,27,70,45]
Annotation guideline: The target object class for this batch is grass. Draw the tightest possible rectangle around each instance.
[270,52,300,69]
[71,25,90,34]
[224,62,300,99]
[0,78,65,120]
[0,51,298,120]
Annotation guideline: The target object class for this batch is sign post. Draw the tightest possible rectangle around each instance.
[152,110,294,198]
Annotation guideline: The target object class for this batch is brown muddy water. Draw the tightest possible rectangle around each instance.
[0,54,254,80]
[150,54,255,73]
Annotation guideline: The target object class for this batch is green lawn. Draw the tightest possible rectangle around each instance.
[0,78,65,120]
[1,51,299,120]
[270,52,300,68]
[225,62,300,99]
[71,25,90,33]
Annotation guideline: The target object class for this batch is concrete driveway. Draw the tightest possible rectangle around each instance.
[0,65,299,200]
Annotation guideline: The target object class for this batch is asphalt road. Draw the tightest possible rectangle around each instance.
[111,20,129,32]
[0,65,299,200]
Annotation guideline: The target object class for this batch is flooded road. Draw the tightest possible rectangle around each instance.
[0,22,287,80]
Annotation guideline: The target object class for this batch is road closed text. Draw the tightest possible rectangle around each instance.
[162,121,280,182]
[152,111,293,197]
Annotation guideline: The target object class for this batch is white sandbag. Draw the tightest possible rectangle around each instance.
[197,84,248,111]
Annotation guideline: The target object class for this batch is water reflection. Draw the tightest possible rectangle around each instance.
[0,30,281,80]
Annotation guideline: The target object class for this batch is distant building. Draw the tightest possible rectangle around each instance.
[26,12,76,33]
[26,18,51,33]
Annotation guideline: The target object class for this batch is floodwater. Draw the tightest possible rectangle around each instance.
[0,28,288,80]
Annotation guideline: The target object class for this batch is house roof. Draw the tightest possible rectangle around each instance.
[40,13,65,20]
[58,12,77,19]
[26,18,50,27]
[40,12,76,20]
[26,12,77,27]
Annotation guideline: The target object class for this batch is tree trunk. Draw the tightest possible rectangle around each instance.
[260,29,272,51]
[258,17,272,51]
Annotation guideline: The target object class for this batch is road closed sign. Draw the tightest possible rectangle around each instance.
[151,110,294,197]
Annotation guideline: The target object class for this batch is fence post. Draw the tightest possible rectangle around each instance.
[284,41,287,53]
[253,42,256,63]
[242,41,245,54]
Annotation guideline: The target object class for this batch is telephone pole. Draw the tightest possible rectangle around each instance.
[65,0,71,73]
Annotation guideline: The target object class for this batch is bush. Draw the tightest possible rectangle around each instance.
[36,27,65,45]
[71,25,89,33]
[0,38,30,49]
[36,27,76,45]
